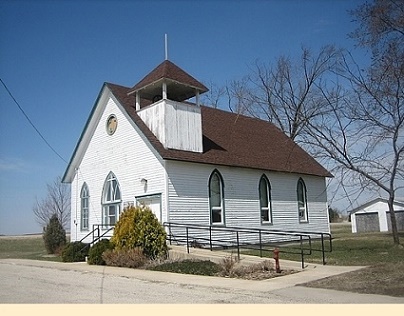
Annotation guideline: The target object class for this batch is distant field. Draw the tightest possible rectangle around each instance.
[0,234,42,239]
[0,234,70,262]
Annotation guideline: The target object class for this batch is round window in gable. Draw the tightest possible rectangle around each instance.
[106,114,118,135]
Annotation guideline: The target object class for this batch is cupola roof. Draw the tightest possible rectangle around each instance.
[128,60,208,102]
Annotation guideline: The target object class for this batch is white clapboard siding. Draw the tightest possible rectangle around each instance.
[166,160,330,245]
[70,95,166,242]
[138,99,203,152]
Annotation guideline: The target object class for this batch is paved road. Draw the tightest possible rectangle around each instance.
[1,259,404,304]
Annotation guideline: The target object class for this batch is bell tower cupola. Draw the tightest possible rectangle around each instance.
[128,60,208,153]
[128,60,208,110]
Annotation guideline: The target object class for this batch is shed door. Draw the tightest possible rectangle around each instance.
[136,194,162,222]
[387,211,404,232]
[355,213,380,233]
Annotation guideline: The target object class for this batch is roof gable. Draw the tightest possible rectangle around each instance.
[62,84,111,182]
[349,197,404,214]
[62,83,162,183]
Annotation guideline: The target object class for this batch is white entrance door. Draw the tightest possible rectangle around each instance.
[136,195,162,222]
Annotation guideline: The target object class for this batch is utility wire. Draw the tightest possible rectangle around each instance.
[0,78,68,164]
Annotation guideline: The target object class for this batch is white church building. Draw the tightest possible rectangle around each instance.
[62,59,332,243]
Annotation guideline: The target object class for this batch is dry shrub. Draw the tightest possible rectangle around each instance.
[102,247,148,268]
[219,254,275,279]
[219,253,239,277]
[234,260,274,276]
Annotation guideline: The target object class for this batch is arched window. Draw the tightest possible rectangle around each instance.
[102,172,121,227]
[80,183,90,231]
[297,178,308,222]
[209,170,224,225]
[259,175,272,224]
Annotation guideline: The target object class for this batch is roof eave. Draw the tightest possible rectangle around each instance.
[128,78,208,96]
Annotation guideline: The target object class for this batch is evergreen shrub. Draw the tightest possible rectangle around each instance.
[43,214,66,254]
[61,241,89,262]
[111,205,168,260]
[87,239,114,265]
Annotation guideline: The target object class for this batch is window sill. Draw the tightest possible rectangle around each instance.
[261,221,273,225]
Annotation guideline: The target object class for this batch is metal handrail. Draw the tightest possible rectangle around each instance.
[91,224,114,245]
[79,228,96,244]
[163,222,332,268]
[79,224,115,247]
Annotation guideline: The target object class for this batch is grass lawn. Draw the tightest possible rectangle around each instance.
[278,222,404,266]
[295,223,404,297]
[237,222,404,266]
[300,261,404,297]
[0,235,63,262]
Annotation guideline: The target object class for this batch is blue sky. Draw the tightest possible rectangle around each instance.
[0,0,367,235]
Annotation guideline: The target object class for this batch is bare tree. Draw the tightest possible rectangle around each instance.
[33,176,71,230]
[225,45,341,141]
[348,0,403,245]
[201,81,227,109]
[349,0,404,61]
[305,59,403,245]
[304,0,404,245]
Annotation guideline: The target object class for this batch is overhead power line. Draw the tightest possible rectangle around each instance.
[0,78,68,164]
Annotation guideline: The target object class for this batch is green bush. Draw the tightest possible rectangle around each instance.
[61,241,89,262]
[148,259,221,276]
[111,205,168,260]
[102,247,147,268]
[88,239,114,265]
[43,214,66,254]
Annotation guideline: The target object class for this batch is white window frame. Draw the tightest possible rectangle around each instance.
[80,183,90,231]
[209,170,225,225]
[102,172,121,228]
[297,178,308,222]
[259,175,272,224]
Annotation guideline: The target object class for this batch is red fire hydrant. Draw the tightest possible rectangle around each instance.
[273,248,281,273]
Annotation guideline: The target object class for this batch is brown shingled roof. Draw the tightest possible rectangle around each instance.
[129,60,208,93]
[107,82,332,178]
